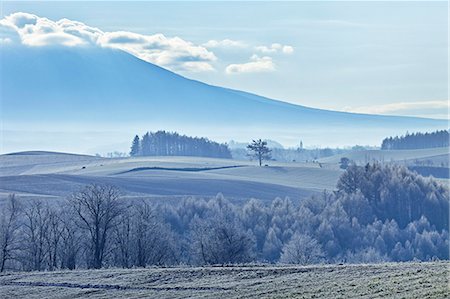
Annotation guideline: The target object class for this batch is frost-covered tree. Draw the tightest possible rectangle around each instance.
[262,227,282,261]
[190,215,254,265]
[345,247,389,264]
[3,161,449,272]
[280,233,324,265]
[130,201,178,266]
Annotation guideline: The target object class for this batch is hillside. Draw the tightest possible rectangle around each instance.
[0,262,448,298]
[3,147,448,202]
[319,147,449,164]
[0,152,341,201]
[2,45,447,153]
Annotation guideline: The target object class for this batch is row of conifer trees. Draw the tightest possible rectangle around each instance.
[381,130,449,150]
[130,131,232,158]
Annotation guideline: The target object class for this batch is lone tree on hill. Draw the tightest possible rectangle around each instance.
[247,139,272,166]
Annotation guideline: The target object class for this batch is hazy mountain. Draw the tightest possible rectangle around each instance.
[1,45,447,153]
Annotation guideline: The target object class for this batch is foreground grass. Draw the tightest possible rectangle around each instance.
[0,262,448,298]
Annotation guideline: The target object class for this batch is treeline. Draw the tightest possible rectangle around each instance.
[0,164,448,271]
[130,131,231,158]
[381,130,449,150]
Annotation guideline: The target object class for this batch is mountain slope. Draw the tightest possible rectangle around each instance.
[1,45,447,151]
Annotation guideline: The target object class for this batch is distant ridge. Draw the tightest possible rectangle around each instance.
[3,151,96,157]
[2,45,447,149]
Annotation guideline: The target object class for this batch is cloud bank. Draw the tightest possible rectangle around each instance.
[0,12,216,72]
[1,12,296,74]
[344,100,449,119]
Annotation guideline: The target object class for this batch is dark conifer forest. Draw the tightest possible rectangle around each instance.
[381,130,449,150]
[130,131,232,158]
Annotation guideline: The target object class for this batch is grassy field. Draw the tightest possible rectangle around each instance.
[0,262,448,298]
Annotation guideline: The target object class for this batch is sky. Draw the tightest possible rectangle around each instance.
[1,1,448,119]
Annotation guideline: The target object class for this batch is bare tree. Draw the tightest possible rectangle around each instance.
[70,184,123,269]
[247,139,272,166]
[113,208,132,268]
[59,210,81,270]
[22,201,50,271]
[0,194,22,272]
[45,208,63,271]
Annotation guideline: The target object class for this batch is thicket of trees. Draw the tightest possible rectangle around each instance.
[130,131,232,158]
[0,163,448,272]
[381,130,449,150]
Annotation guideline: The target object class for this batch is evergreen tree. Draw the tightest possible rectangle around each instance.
[141,133,151,156]
[247,139,272,166]
[130,135,140,156]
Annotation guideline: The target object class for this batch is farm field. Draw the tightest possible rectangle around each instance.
[0,151,341,202]
[319,147,449,165]
[0,262,448,299]
[1,149,448,202]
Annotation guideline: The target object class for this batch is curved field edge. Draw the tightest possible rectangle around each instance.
[0,262,448,299]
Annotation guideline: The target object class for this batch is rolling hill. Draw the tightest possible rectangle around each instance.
[319,147,450,164]
[2,146,448,202]
[1,44,448,153]
[0,151,341,202]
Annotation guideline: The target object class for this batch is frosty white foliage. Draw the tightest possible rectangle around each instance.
[280,233,324,265]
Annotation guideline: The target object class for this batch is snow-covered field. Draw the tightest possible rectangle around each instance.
[0,152,341,202]
[0,262,447,298]
[319,147,449,164]
[2,148,447,202]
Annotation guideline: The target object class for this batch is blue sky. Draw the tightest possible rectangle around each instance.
[1,1,448,119]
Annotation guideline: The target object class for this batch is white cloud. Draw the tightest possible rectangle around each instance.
[344,100,449,119]
[282,45,294,54]
[3,13,89,47]
[255,43,294,55]
[202,39,246,48]
[225,55,275,74]
[1,13,299,74]
[98,31,217,71]
[0,12,216,72]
